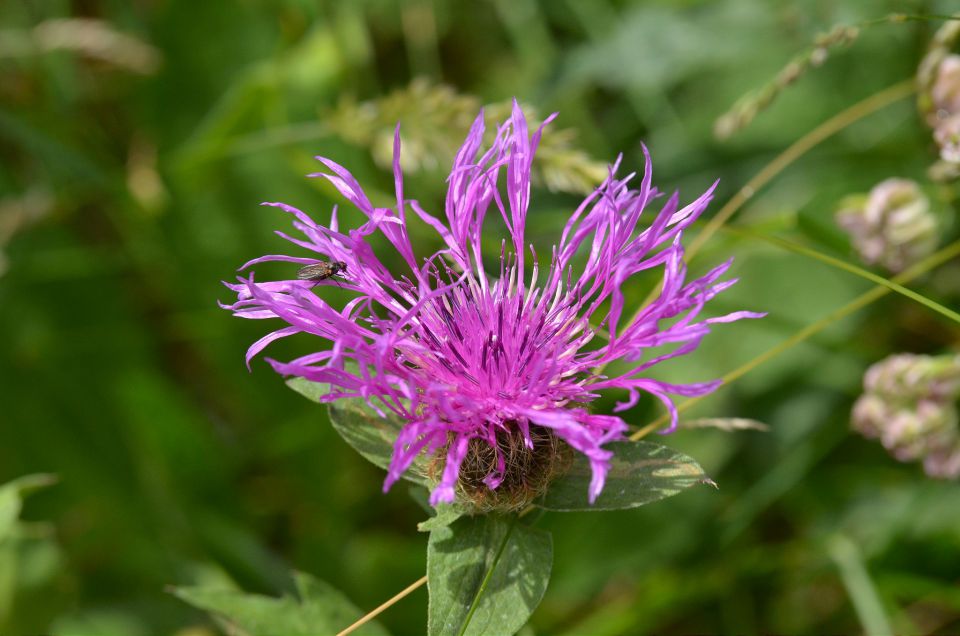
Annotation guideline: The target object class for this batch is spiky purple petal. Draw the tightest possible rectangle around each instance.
[222,102,763,505]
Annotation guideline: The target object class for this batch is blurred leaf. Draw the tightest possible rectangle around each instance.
[427,515,551,636]
[171,571,388,636]
[538,441,708,511]
[0,474,57,542]
[287,377,429,486]
[827,534,895,636]
[563,2,777,93]
[49,610,151,636]
[0,474,59,629]
[176,25,343,169]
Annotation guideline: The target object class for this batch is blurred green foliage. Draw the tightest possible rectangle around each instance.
[1,0,959,634]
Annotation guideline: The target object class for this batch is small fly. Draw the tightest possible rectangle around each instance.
[297,260,348,285]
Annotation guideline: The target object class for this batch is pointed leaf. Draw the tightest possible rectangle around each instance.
[171,571,389,636]
[538,440,709,511]
[418,503,466,533]
[286,376,330,404]
[287,377,428,486]
[428,516,552,636]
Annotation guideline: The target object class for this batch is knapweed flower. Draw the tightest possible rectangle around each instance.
[835,178,937,273]
[852,353,960,479]
[223,102,762,508]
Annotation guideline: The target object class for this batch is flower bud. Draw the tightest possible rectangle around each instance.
[863,353,960,401]
[931,54,960,119]
[852,353,960,478]
[924,444,960,479]
[883,399,956,461]
[835,179,938,273]
[917,17,960,126]
[934,112,960,163]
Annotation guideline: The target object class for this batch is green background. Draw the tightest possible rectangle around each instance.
[2,0,959,634]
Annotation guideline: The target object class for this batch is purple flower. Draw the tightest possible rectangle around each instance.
[223,102,762,506]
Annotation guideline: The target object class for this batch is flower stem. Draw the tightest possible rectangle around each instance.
[689,78,915,264]
[335,574,428,636]
[456,515,518,636]
[629,238,960,441]
[827,534,895,636]
[725,227,960,326]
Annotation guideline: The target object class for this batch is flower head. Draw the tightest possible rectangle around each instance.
[223,102,762,507]
[835,178,937,273]
[852,353,960,478]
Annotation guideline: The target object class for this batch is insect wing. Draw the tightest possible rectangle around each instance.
[297,262,335,281]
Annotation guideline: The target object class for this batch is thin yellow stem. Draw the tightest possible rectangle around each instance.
[335,574,428,636]
[629,238,960,441]
[594,79,916,376]
[726,227,960,325]
[691,79,914,258]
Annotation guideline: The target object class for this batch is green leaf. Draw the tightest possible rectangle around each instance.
[287,377,429,486]
[538,441,709,511]
[171,571,389,636]
[285,376,331,405]
[0,474,57,542]
[418,503,466,533]
[428,515,552,636]
[0,474,58,627]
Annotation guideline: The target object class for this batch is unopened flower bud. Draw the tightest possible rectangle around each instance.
[934,112,960,163]
[835,179,938,273]
[882,399,957,461]
[851,353,960,478]
[863,353,960,401]
[931,55,960,119]
[923,444,960,479]
[917,17,960,126]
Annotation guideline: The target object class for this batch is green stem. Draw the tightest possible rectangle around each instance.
[827,535,895,636]
[726,227,960,326]
[457,516,517,636]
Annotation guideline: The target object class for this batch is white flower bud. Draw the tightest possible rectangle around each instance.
[924,444,960,479]
[836,179,937,273]
[934,112,960,163]
[852,353,960,478]
[931,55,960,121]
